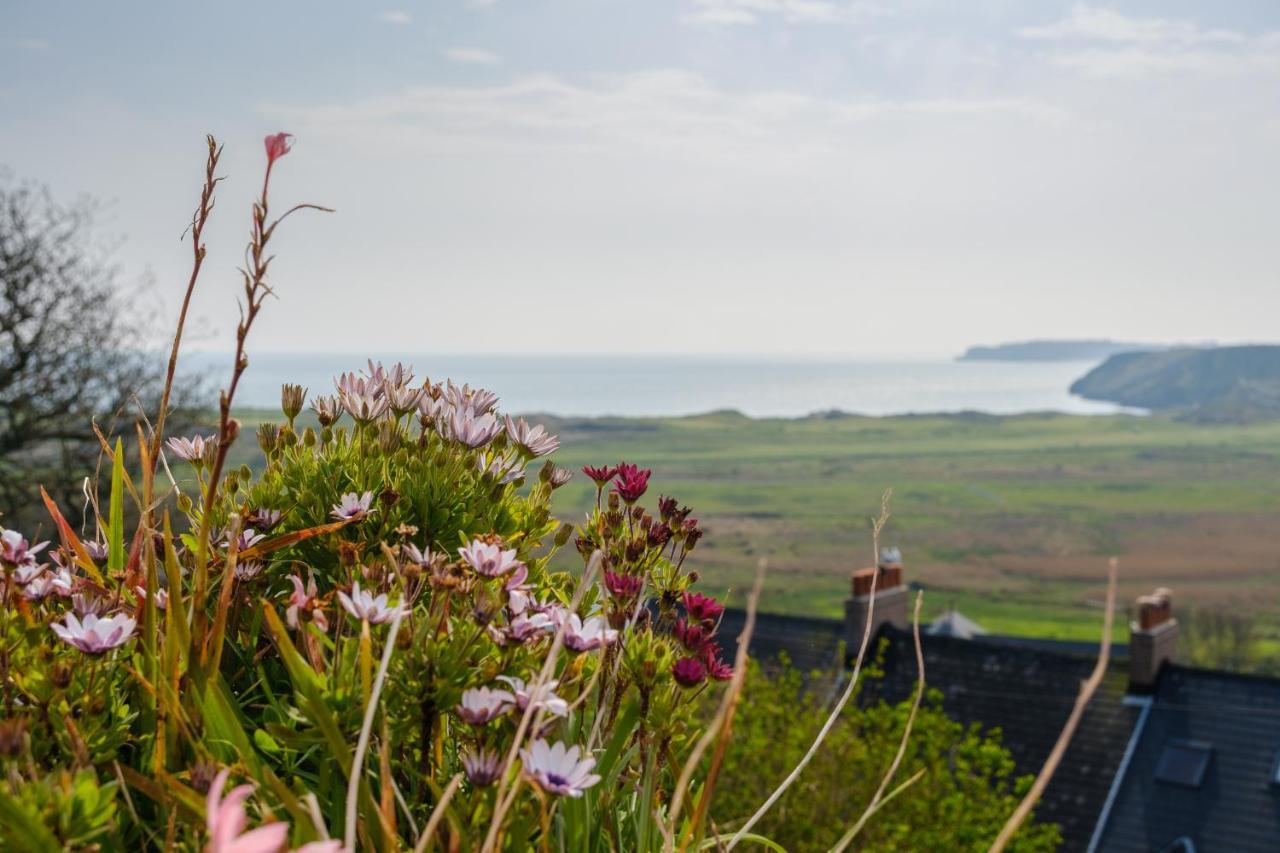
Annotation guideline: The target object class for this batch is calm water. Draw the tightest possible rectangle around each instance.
[182,353,1136,418]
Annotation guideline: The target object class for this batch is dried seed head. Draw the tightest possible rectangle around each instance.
[337,540,362,569]
[51,662,73,689]
[0,718,26,757]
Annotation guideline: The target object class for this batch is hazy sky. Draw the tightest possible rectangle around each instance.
[3,1,1278,358]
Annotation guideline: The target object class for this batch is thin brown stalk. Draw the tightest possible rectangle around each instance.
[148,135,222,475]
[725,490,892,850]
[191,145,329,669]
[989,557,1119,853]
[830,590,926,853]
[668,560,767,851]
[204,514,242,678]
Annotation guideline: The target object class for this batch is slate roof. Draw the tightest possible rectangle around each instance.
[720,605,1280,851]
[870,628,1137,852]
[717,608,1138,852]
[717,608,846,673]
[1093,664,1280,853]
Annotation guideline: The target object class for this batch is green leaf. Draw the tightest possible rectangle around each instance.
[0,790,61,852]
[108,438,125,575]
[254,728,283,756]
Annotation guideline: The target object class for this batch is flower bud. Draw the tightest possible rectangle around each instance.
[277,381,302,417]
[190,760,218,795]
[554,522,574,548]
[201,437,220,467]
[378,420,400,454]
[238,464,253,482]
[281,383,306,421]
[51,662,73,690]
[302,427,317,447]
[257,422,279,455]
[225,418,241,446]
[176,493,193,514]
[264,132,294,165]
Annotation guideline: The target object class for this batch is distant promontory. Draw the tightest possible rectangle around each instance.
[1071,345,1280,422]
[959,340,1164,362]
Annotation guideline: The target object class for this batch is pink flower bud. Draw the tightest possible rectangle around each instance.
[264,132,294,165]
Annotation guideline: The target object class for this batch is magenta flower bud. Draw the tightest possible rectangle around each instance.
[611,463,651,504]
[604,571,644,600]
[672,657,707,688]
[703,644,734,681]
[581,465,617,487]
[682,591,724,625]
[673,618,710,653]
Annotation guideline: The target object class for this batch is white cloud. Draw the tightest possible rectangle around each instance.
[1019,6,1245,45]
[273,69,1066,163]
[378,10,412,25]
[1019,6,1280,77]
[443,47,502,65]
[681,0,885,28]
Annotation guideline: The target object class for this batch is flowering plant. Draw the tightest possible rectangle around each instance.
[0,133,762,852]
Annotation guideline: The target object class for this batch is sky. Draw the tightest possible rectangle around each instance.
[2,1,1278,358]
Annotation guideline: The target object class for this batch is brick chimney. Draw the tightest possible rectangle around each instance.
[1129,587,1177,692]
[844,547,910,659]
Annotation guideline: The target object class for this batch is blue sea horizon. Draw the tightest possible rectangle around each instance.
[180,352,1139,419]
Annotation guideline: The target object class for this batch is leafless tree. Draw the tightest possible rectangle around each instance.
[0,177,206,529]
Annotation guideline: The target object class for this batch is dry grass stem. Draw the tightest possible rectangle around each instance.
[989,557,1120,853]
[725,490,893,850]
[831,590,926,852]
[344,607,408,851]
[481,550,604,852]
[413,772,465,853]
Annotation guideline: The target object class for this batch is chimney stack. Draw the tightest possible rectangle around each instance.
[1129,587,1177,692]
[844,547,910,660]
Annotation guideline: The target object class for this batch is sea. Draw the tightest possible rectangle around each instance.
[181,353,1138,419]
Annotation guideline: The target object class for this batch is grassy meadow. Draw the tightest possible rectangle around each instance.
[231,408,1280,644]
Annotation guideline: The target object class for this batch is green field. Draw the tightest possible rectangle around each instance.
[231,409,1280,644]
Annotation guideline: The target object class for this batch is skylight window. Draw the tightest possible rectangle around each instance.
[1154,740,1212,788]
